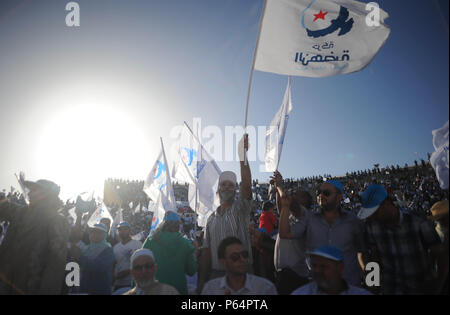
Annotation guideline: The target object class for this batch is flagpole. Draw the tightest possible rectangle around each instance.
[244,0,267,129]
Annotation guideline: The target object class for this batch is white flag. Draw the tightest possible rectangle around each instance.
[87,202,114,228]
[255,0,390,77]
[143,138,176,231]
[173,122,222,224]
[110,208,123,239]
[265,78,293,172]
[430,121,449,189]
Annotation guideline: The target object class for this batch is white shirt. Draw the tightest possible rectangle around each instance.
[113,239,142,287]
[291,282,372,295]
[201,274,278,295]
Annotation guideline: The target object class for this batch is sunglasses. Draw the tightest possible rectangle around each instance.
[317,189,333,197]
[229,250,249,262]
[133,263,154,272]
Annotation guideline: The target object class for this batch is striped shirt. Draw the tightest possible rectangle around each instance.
[203,198,253,271]
[201,274,278,295]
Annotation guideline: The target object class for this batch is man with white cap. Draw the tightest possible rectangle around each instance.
[0,179,69,294]
[112,222,142,292]
[197,134,253,294]
[358,184,442,294]
[124,248,179,295]
[291,245,371,295]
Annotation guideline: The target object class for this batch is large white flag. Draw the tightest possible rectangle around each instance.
[87,202,114,228]
[255,0,390,77]
[430,121,449,189]
[265,78,293,172]
[144,138,177,231]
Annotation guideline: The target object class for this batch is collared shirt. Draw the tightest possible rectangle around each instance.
[203,197,253,271]
[290,208,366,286]
[123,281,179,295]
[291,281,372,295]
[201,274,278,295]
[364,208,442,294]
[274,207,308,277]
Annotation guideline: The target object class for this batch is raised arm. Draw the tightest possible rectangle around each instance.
[239,134,252,201]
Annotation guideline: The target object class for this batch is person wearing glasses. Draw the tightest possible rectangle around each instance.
[200,236,277,295]
[124,249,179,295]
[276,172,366,287]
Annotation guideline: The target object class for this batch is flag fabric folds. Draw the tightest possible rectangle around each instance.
[254,0,390,77]
[430,121,449,189]
[173,122,222,226]
[87,202,114,228]
[265,78,293,172]
[143,138,177,232]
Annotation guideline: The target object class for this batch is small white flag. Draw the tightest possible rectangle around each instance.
[144,138,177,231]
[430,121,449,189]
[255,0,390,77]
[265,78,293,172]
[87,202,114,228]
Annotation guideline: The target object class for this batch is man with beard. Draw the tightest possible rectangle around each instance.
[291,245,371,295]
[197,134,253,294]
[124,249,179,295]
[0,179,69,294]
[278,178,366,287]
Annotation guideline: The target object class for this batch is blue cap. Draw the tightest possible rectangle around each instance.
[117,221,131,229]
[307,245,343,262]
[325,180,344,194]
[92,223,108,233]
[164,211,180,222]
[357,184,388,220]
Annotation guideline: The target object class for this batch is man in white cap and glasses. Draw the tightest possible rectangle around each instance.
[0,179,69,295]
[124,248,179,295]
[197,134,253,294]
[358,184,442,295]
[291,245,371,295]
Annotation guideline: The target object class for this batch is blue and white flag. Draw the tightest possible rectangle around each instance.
[87,202,114,228]
[144,138,176,231]
[430,121,449,189]
[265,78,293,172]
[110,208,123,239]
[255,0,390,77]
[173,122,222,223]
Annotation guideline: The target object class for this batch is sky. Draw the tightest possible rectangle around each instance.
[0,0,448,200]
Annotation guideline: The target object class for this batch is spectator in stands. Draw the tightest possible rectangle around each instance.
[258,201,277,235]
[124,249,179,295]
[291,245,371,295]
[197,134,253,294]
[201,237,277,295]
[358,184,442,294]
[0,179,69,295]
[70,223,114,295]
[143,211,197,295]
[112,222,142,292]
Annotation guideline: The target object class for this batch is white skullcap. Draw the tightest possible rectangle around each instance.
[219,171,237,185]
[130,249,155,268]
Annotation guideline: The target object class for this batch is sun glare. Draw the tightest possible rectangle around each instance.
[36,104,149,200]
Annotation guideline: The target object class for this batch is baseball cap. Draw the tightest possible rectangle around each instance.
[325,180,343,194]
[307,245,343,262]
[92,223,108,233]
[24,179,60,196]
[357,184,388,220]
[219,171,237,185]
[164,211,180,222]
[117,221,131,229]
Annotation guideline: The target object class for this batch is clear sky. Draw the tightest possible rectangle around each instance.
[0,0,448,200]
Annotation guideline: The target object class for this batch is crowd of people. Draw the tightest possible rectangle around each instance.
[0,136,448,295]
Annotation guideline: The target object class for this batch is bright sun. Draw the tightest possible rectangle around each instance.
[36,103,149,200]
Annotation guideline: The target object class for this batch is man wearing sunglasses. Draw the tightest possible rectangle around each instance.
[277,173,366,287]
[201,237,277,295]
[124,249,179,295]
